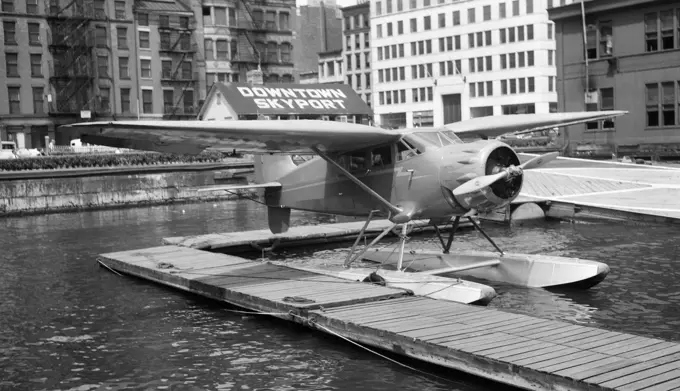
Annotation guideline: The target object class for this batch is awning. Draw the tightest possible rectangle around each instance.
[214,83,373,116]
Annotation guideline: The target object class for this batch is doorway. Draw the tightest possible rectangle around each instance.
[442,94,461,125]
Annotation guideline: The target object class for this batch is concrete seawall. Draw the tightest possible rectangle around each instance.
[0,163,255,216]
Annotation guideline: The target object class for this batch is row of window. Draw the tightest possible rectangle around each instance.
[2,0,127,19]
[2,21,41,46]
[378,87,434,106]
[203,39,292,63]
[6,86,45,115]
[5,52,43,78]
[6,51,125,80]
[646,81,680,128]
[346,52,371,71]
[375,50,548,84]
[160,89,196,114]
[343,12,370,31]
[201,6,290,31]
[376,24,542,62]
[376,0,535,22]
[346,33,370,51]
[346,73,372,91]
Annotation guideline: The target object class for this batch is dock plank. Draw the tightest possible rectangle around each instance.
[99,244,680,391]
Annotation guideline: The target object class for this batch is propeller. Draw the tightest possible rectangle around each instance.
[452,151,558,196]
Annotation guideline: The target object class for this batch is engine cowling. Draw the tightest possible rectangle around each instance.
[439,140,523,213]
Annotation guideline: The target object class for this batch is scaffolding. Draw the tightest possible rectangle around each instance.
[157,12,199,120]
[46,0,109,117]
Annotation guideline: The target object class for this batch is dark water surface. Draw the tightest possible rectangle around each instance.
[1,200,678,391]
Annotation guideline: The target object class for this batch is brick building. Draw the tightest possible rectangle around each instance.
[550,0,680,158]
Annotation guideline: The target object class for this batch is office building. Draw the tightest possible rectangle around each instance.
[550,0,680,158]
[341,0,371,110]
[293,0,343,79]
[371,0,558,128]
[202,0,296,88]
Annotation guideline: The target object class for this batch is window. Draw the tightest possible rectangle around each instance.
[510,79,516,94]
[499,3,506,19]
[526,0,533,14]
[501,80,508,95]
[453,10,460,25]
[31,54,42,77]
[519,78,526,93]
[646,83,661,127]
[527,24,534,40]
[5,53,18,77]
[660,10,674,50]
[33,87,44,114]
[601,87,615,129]
[228,9,236,26]
[468,33,474,48]
[518,25,525,41]
[279,12,289,30]
[645,13,659,52]
[455,35,460,49]
[99,87,110,112]
[140,59,151,78]
[470,83,476,98]
[599,21,612,57]
[547,50,553,66]
[231,39,238,59]
[98,55,108,77]
[28,23,40,46]
[467,8,475,23]
[528,50,534,66]
[2,0,13,12]
[142,90,153,113]
[214,7,227,25]
[181,61,191,79]
[518,52,525,67]
[95,26,107,47]
[485,56,492,71]
[486,81,493,96]
[121,88,131,113]
[117,27,128,49]
[483,5,491,21]
[27,0,38,13]
[266,11,276,30]
[468,58,475,73]
[355,53,361,70]
[386,0,392,13]
[267,41,278,62]
[218,39,231,60]
[548,76,555,92]
[3,21,16,44]
[204,39,214,60]
[500,54,507,69]
[161,60,171,79]
[500,29,506,43]
[178,89,193,113]
[548,24,553,40]
[137,13,148,26]
[8,87,20,114]
[139,31,149,48]
[115,1,125,19]
[410,18,417,32]
[438,13,445,28]
[528,77,535,93]
[485,31,491,46]
[387,22,393,36]
[119,57,129,78]
[509,27,515,42]
[512,0,519,16]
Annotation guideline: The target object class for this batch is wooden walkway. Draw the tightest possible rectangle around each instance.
[516,155,680,222]
[163,218,474,252]
[98,245,680,391]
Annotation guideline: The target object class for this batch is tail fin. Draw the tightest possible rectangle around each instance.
[254,154,297,183]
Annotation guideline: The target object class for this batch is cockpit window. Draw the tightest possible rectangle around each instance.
[439,130,463,145]
[410,129,464,148]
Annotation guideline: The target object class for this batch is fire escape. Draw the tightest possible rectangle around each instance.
[231,0,280,78]
[46,0,107,118]
[159,14,198,119]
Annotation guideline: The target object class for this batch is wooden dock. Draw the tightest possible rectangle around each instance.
[98,245,680,391]
[162,218,474,252]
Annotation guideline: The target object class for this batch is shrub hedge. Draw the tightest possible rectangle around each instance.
[0,151,229,171]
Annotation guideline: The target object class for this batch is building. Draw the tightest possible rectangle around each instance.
[318,49,344,84]
[198,82,373,123]
[299,71,320,84]
[341,1,371,109]
[134,0,203,120]
[549,0,680,158]
[202,0,295,89]
[293,0,343,80]
[370,0,558,129]
[1,0,138,147]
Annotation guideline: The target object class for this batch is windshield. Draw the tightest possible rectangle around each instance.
[407,129,464,149]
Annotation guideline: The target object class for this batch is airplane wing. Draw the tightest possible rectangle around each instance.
[185,182,282,192]
[60,120,401,155]
[441,110,628,139]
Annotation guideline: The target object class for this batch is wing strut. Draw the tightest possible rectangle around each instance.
[311,147,406,220]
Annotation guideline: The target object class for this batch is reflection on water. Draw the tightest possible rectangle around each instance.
[0,200,678,390]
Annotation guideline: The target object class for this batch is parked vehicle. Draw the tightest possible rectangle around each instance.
[0,141,17,160]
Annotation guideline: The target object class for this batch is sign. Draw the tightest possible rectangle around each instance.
[213,83,373,116]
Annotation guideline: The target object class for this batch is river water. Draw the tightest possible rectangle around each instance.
[1,200,678,391]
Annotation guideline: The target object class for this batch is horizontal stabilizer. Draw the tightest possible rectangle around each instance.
[187,182,282,192]
[62,120,401,155]
[444,111,628,139]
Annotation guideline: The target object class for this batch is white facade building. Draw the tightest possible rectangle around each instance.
[370,0,558,128]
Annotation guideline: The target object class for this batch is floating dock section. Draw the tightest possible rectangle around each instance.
[162,218,474,252]
[98,245,680,391]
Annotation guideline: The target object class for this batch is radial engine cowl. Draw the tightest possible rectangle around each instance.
[440,141,523,213]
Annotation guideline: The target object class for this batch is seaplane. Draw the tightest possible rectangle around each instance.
[63,109,627,305]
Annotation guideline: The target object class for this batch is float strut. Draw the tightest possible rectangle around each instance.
[344,210,378,266]
[345,220,397,268]
[433,216,460,254]
[396,222,410,272]
[466,216,504,255]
